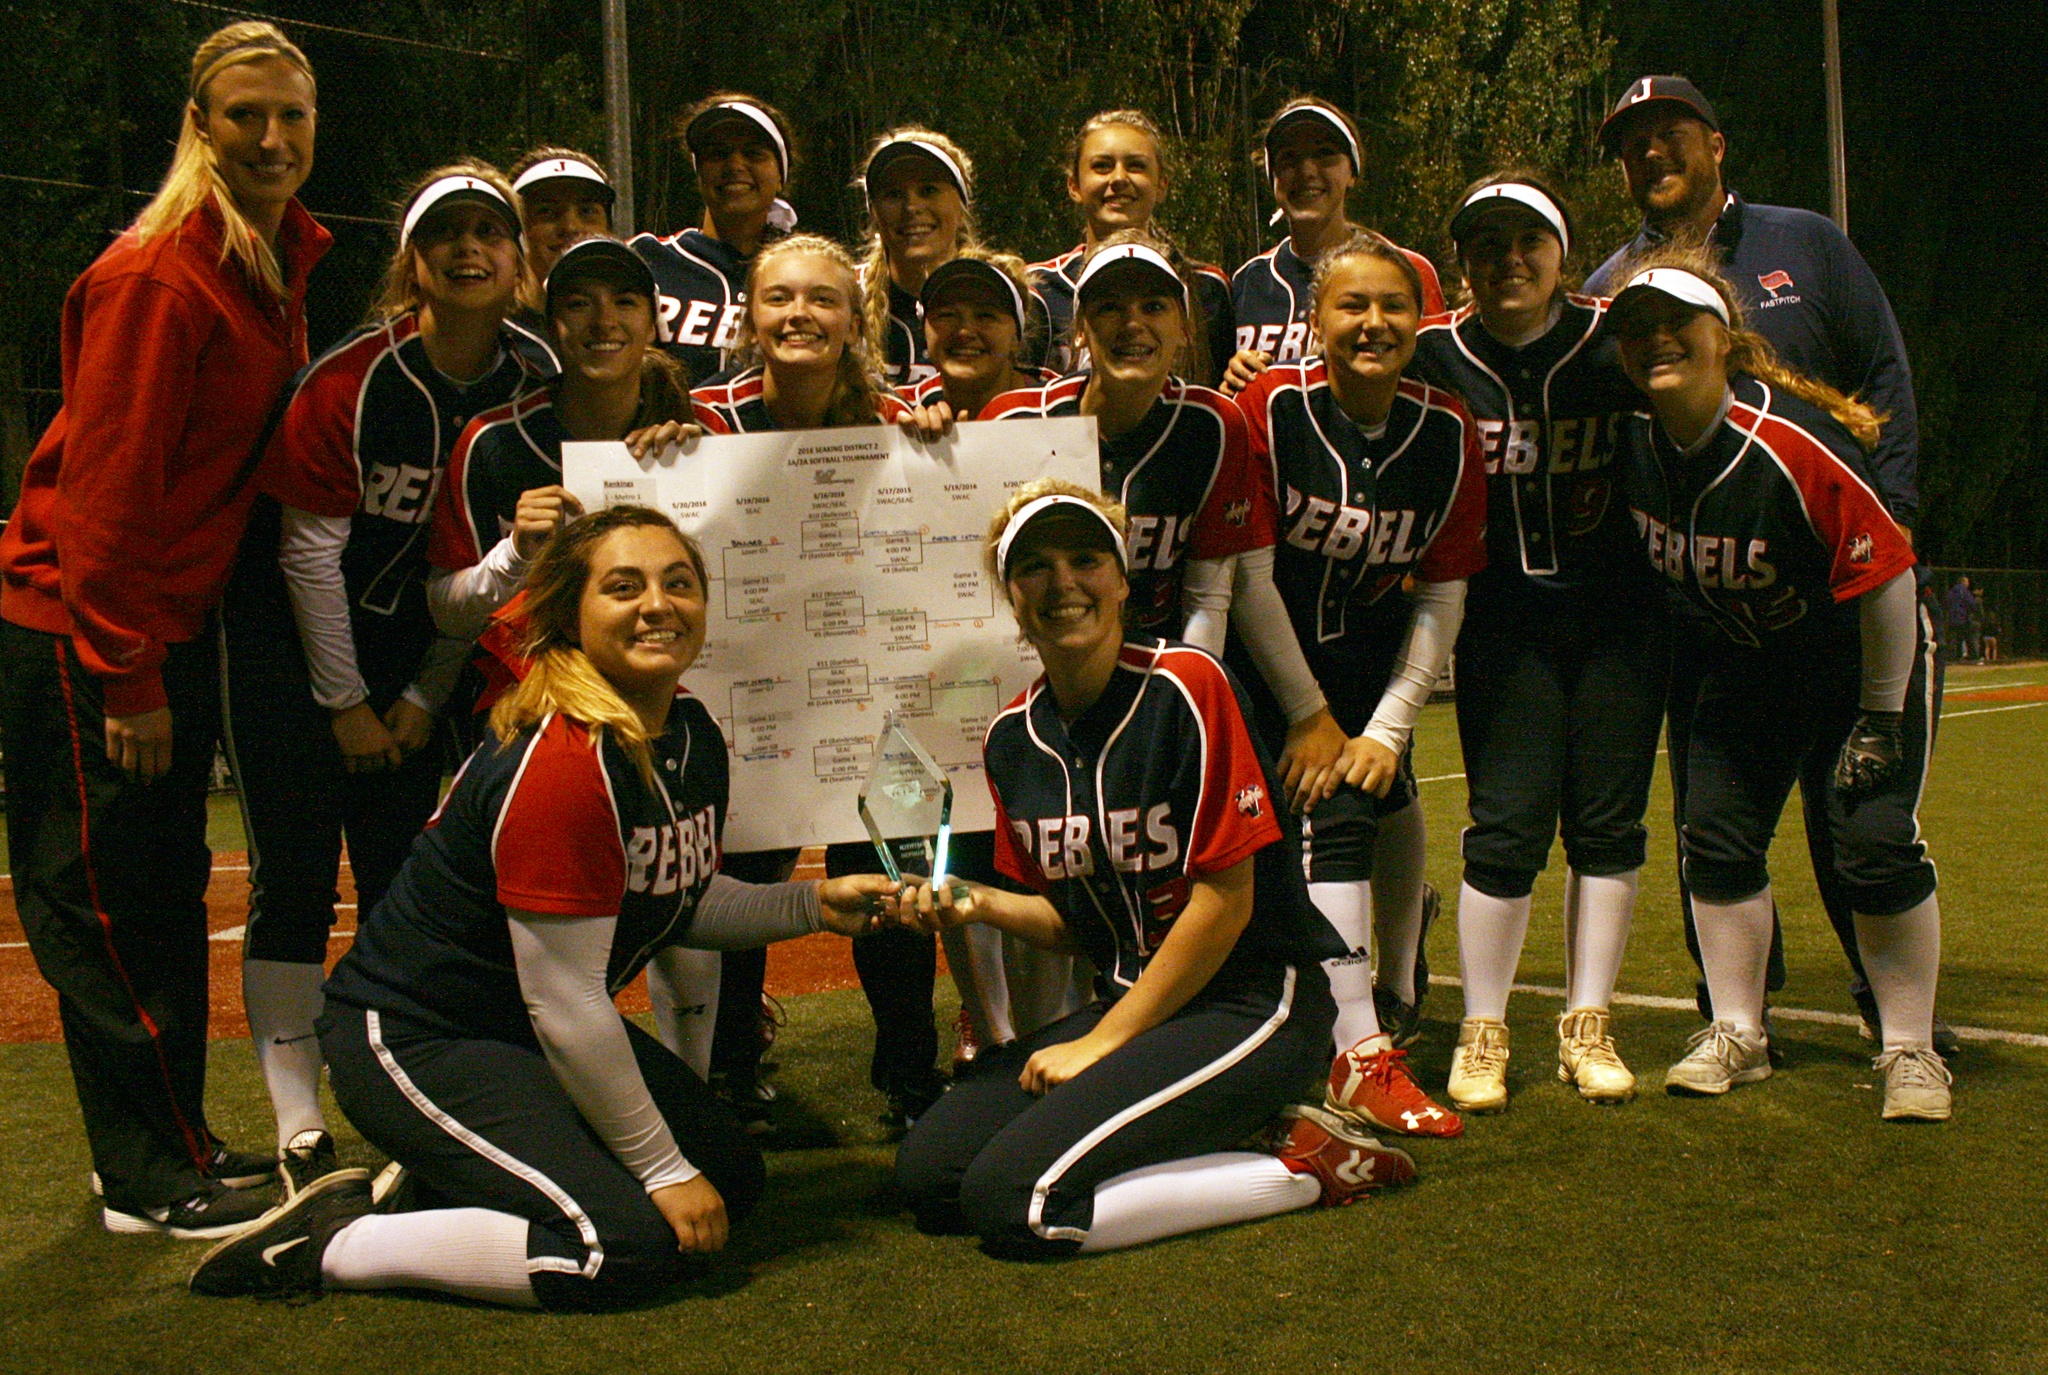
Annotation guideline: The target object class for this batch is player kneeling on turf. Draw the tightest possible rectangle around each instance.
[890,481,1415,1259]
[190,507,898,1307]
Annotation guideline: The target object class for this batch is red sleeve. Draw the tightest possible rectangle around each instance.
[255,349,367,518]
[50,274,200,716]
[1172,653,1284,879]
[988,777,1048,893]
[1185,392,1274,558]
[1418,398,1490,583]
[493,718,627,916]
[872,392,912,423]
[427,416,486,571]
[1406,249,1446,317]
[1758,415,1916,602]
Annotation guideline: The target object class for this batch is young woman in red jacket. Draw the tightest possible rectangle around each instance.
[0,21,329,1238]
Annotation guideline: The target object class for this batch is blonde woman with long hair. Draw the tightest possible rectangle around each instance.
[0,19,326,1238]
[192,506,896,1307]
[856,126,985,386]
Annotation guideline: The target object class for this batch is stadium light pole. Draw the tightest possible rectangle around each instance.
[1822,0,1849,232]
[601,0,635,236]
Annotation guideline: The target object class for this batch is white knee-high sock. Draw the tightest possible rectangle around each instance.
[1310,881,1381,1048]
[1076,1152,1320,1253]
[1455,884,1531,1022]
[645,948,721,1080]
[244,957,328,1150]
[321,1209,539,1308]
[1371,804,1429,1005]
[1854,894,1941,1053]
[1564,870,1639,1012]
[1691,887,1775,1036]
[943,923,1015,1046]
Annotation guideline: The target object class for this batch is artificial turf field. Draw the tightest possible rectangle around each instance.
[2,661,2044,1374]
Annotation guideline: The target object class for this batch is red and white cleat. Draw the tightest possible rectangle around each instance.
[950,1007,981,1071]
[1268,1104,1417,1205]
[1326,1040,1465,1138]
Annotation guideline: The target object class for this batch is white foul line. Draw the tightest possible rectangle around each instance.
[1942,701,2046,720]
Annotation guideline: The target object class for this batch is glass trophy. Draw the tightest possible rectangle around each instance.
[858,711,965,899]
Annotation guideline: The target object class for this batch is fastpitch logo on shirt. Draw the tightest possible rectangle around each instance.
[1474,416,1615,476]
[1235,783,1266,818]
[1848,532,1874,565]
[1755,270,1801,308]
[1010,803,1182,880]
[1282,487,1434,566]
[625,803,721,896]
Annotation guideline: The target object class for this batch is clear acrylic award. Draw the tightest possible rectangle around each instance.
[858,711,964,897]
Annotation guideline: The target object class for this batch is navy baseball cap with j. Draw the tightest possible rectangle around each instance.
[1598,76,1720,157]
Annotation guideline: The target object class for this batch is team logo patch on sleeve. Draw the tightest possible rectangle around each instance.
[1757,270,1794,296]
[1236,783,1267,818]
[1225,498,1251,527]
[1848,532,1874,565]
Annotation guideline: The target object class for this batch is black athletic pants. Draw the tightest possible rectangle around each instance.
[1456,598,1667,898]
[824,837,952,1093]
[218,541,443,962]
[321,1000,763,1311]
[895,960,1333,1257]
[0,620,221,1208]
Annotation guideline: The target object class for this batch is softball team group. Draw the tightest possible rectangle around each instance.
[0,22,1950,1312]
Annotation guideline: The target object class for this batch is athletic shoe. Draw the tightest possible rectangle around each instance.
[1325,1040,1463,1138]
[1411,882,1439,1016]
[1663,1020,1772,1096]
[278,1130,339,1198]
[1854,986,1961,1059]
[881,1066,951,1130]
[103,1180,276,1240]
[951,1007,981,1071]
[188,1169,374,1299]
[1556,1007,1636,1104]
[1876,1046,1953,1122]
[1446,1017,1510,1114]
[369,1161,411,1212]
[1267,1104,1417,1205]
[91,1139,275,1197]
[1372,985,1423,1050]
[711,1068,778,1137]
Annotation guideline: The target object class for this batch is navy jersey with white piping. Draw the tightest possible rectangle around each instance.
[504,304,562,377]
[1234,361,1488,733]
[898,367,1056,408]
[1618,374,1915,649]
[1409,296,1646,607]
[427,386,564,573]
[632,228,751,387]
[257,313,535,682]
[324,699,727,1042]
[1230,237,1446,364]
[984,640,1344,990]
[982,374,1274,640]
[690,366,912,434]
[1029,244,1236,386]
[1586,193,1918,526]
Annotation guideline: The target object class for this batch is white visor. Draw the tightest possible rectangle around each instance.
[1452,182,1570,254]
[1615,267,1731,326]
[1266,104,1362,175]
[864,138,970,206]
[1072,242,1189,312]
[401,174,519,246]
[690,101,790,181]
[512,156,613,198]
[996,495,1129,581]
[920,258,1029,338]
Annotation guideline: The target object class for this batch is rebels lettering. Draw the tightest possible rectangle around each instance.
[360,463,437,522]
[1474,417,1613,476]
[674,300,748,349]
[1103,804,1182,874]
[1238,322,1311,360]
[1012,805,1183,880]
[1124,514,1188,571]
[1283,487,1426,564]
[1634,512,1777,589]
[624,804,721,896]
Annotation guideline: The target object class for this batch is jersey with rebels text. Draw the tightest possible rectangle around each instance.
[1236,362,1488,733]
[899,367,1056,408]
[1230,237,1446,363]
[983,374,1274,638]
[1619,374,1914,650]
[1029,244,1236,386]
[986,641,1343,991]
[258,313,535,679]
[1410,297,1647,610]
[324,700,728,1041]
[691,367,912,433]
[428,386,566,572]
[632,228,751,387]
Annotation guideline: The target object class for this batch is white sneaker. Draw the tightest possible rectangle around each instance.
[1447,1017,1509,1113]
[1875,1046,1953,1122]
[1663,1020,1772,1096]
[1557,1007,1636,1103]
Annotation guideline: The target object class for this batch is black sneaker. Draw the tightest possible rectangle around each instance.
[880,1067,951,1129]
[1411,883,1439,1017]
[103,1180,276,1240]
[206,1139,280,1190]
[279,1130,339,1198]
[188,1169,373,1299]
[1373,984,1423,1049]
[712,1069,778,1137]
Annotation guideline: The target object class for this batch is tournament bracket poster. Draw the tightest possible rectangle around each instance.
[564,417,1099,851]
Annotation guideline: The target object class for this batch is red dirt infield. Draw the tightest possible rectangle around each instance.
[1945,682,2048,704]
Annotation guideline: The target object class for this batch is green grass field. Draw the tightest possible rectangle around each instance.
[4,663,2044,1373]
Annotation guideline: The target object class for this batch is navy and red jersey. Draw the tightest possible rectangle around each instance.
[428,386,565,573]
[632,228,752,387]
[1028,244,1236,387]
[1230,237,1446,364]
[1409,296,1647,610]
[897,366,1056,409]
[986,640,1344,990]
[690,366,913,433]
[880,279,935,388]
[1235,361,1488,733]
[324,698,728,1041]
[258,312,535,685]
[504,304,562,377]
[1620,373,1914,650]
[982,374,1274,639]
